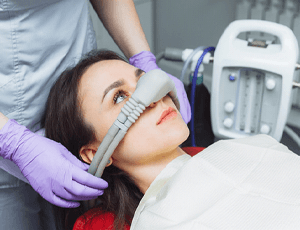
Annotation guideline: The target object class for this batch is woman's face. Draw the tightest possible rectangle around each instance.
[78,60,189,172]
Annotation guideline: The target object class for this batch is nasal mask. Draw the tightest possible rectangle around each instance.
[88,69,179,178]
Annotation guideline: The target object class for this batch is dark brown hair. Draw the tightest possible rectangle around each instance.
[42,50,143,230]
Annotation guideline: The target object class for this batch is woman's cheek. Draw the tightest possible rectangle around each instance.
[116,126,152,158]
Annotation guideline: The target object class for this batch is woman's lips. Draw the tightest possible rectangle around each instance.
[157,107,177,125]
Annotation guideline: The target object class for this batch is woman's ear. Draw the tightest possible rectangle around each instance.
[79,145,113,167]
[106,157,113,167]
[79,145,98,164]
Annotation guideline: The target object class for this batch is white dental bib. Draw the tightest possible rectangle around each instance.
[131,134,300,230]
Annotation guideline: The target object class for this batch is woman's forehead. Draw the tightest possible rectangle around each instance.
[78,60,137,101]
[81,60,136,86]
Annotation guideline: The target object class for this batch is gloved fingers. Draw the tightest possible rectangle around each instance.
[71,166,108,190]
[63,180,105,199]
[53,185,102,201]
[166,73,192,123]
[49,164,107,200]
[179,90,192,124]
[50,193,81,208]
[61,147,90,171]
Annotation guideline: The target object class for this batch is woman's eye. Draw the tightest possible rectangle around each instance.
[113,90,128,104]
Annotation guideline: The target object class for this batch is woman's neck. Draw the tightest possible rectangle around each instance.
[129,147,186,194]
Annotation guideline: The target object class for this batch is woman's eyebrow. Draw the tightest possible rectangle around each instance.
[102,79,124,102]
[102,69,144,102]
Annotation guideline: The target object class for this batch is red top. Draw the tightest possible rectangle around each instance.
[181,146,205,157]
[73,208,130,230]
[73,147,205,230]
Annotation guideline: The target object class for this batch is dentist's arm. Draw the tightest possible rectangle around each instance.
[90,0,150,59]
[90,0,191,123]
[0,112,108,208]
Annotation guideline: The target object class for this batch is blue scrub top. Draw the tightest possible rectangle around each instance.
[0,0,97,131]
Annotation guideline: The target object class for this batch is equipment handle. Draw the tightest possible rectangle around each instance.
[224,20,297,55]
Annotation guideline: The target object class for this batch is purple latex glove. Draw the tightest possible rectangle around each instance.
[129,51,191,123]
[0,120,108,208]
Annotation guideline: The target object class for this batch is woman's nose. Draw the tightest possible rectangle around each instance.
[148,98,163,108]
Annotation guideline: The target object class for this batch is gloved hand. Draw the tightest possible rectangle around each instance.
[129,51,191,123]
[0,119,108,208]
